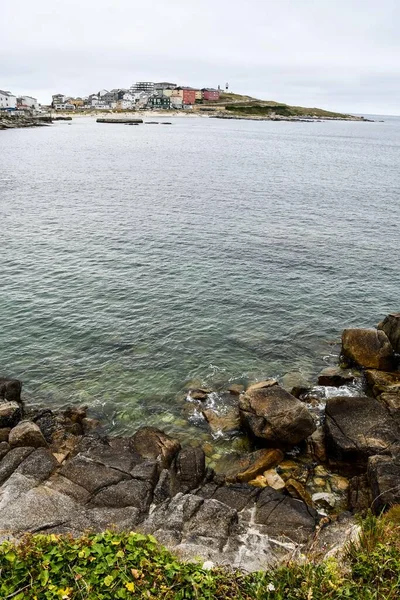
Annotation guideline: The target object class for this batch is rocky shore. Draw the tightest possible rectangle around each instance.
[0,313,399,572]
[0,113,52,130]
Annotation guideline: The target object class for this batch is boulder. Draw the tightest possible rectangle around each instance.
[367,454,400,514]
[317,367,355,387]
[130,427,181,468]
[91,479,154,511]
[255,487,318,544]
[325,396,400,470]
[263,469,286,491]
[60,454,130,493]
[16,448,58,482]
[9,421,48,449]
[228,448,284,483]
[0,402,22,429]
[0,447,34,485]
[0,379,22,403]
[378,393,400,421]
[201,393,241,435]
[306,427,327,463]
[0,428,10,442]
[0,441,10,461]
[348,474,373,512]
[239,383,316,446]
[281,372,311,398]
[211,483,260,511]
[172,447,206,494]
[246,379,277,393]
[377,313,400,353]
[341,328,395,371]
[227,384,244,396]
[365,369,400,397]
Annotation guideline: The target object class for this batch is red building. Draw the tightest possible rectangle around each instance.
[202,88,220,101]
[182,88,196,105]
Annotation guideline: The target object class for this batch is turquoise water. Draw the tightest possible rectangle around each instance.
[1,115,399,436]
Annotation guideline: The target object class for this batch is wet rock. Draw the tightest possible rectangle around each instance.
[255,487,318,544]
[9,421,48,449]
[263,469,286,490]
[281,372,311,397]
[64,406,87,423]
[202,406,240,435]
[317,367,355,387]
[285,478,313,506]
[172,447,206,494]
[377,313,400,353]
[227,384,244,396]
[311,492,337,510]
[378,393,400,421]
[32,410,58,443]
[0,402,22,429]
[306,427,327,463]
[0,447,34,485]
[232,448,284,483]
[246,379,277,393]
[130,427,181,468]
[153,469,172,504]
[330,474,350,493]
[82,417,102,433]
[0,379,22,403]
[189,389,209,401]
[341,328,395,371]
[239,383,316,446]
[367,454,400,514]
[60,454,130,493]
[365,369,400,397]
[348,474,373,512]
[325,396,399,471]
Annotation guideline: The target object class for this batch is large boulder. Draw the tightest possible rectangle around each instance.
[325,396,400,470]
[377,313,400,354]
[172,447,206,494]
[226,448,284,483]
[317,367,355,387]
[8,421,48,449]
[365,369,400,397]
[239,383,316,446]
[130,427,181,468]
[367,454,400,514]
[0,379,22,403]
[341,328,396,371]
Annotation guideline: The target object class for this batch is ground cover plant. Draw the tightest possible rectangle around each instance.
[1,508,399,599]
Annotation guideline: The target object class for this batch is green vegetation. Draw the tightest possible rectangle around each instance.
[1,509,399,599]
[224,103,352,119]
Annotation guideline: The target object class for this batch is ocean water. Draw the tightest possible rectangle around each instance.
[1,115,399,436]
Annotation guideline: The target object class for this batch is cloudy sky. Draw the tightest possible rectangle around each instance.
[1,0,399,114]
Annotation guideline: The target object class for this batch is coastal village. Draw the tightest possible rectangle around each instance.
[0,82,223,114]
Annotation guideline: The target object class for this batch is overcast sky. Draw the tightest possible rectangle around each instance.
[1,0,399,114]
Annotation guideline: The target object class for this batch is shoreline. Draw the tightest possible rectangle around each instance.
[0,314,399,570]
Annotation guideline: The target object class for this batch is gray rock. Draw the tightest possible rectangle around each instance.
[325,396,399,470]
[130,427,181,468]
[239,383,316,446]
[0,402,22,429]
[0,447,34,485]
[341,328,395,371]
[60,454,130,493]
[0,428,10,442]
[45,474,91,504]
[16,448,58,482]
[84,443,138,474]
[255,487,318,544]
[88,506,141,531]
[0,379,22,403]
[0,441,10,461]
[172,447,206,494]
[377,313,400,354]
[9,421,48,449]
[183,498,238,549]
[91,479,154,511]
[368,454,400,514]
[212,483,260,511]
[348,474,373,512]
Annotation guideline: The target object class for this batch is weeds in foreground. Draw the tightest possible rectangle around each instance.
[0,508,399,599]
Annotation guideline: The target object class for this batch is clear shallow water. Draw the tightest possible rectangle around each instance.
[1,115,399,436]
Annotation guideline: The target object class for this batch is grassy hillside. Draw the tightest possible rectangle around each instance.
[1,508,399,599]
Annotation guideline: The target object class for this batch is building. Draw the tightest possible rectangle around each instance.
[148,95,170,109]
[52,94,66,107]
[17,95,38,109]
[195,90,202,101]
[181,87,196,106]
[170,96,183,109]
[154,82,177,91]
[54,103,75,111]
[202,88,220,101]
[131,82,155,94]
[0,90,17,110]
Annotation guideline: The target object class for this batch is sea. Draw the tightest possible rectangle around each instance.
[1,115,399,440]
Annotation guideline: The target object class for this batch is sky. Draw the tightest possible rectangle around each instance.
[1,0,399,115]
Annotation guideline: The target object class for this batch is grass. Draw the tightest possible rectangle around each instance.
[224,103,352,119]
[0,508,399,599]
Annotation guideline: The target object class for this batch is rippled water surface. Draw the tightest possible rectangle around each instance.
[1,115,399,434]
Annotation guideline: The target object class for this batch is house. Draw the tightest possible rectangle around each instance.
[202,88,220,101]
[0,90,17,110]
[148,95,170,109]
[54,103,75,111]
[195,90,202,101]
[175,87,196,106]
[52,94,66,107]
[170,96,183,109]
[17,95,38,109]
[131,82,155,94]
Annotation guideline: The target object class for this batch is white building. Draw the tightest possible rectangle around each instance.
[18,95,38,109]
[170,96,183,109]
[0,90,17,110]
